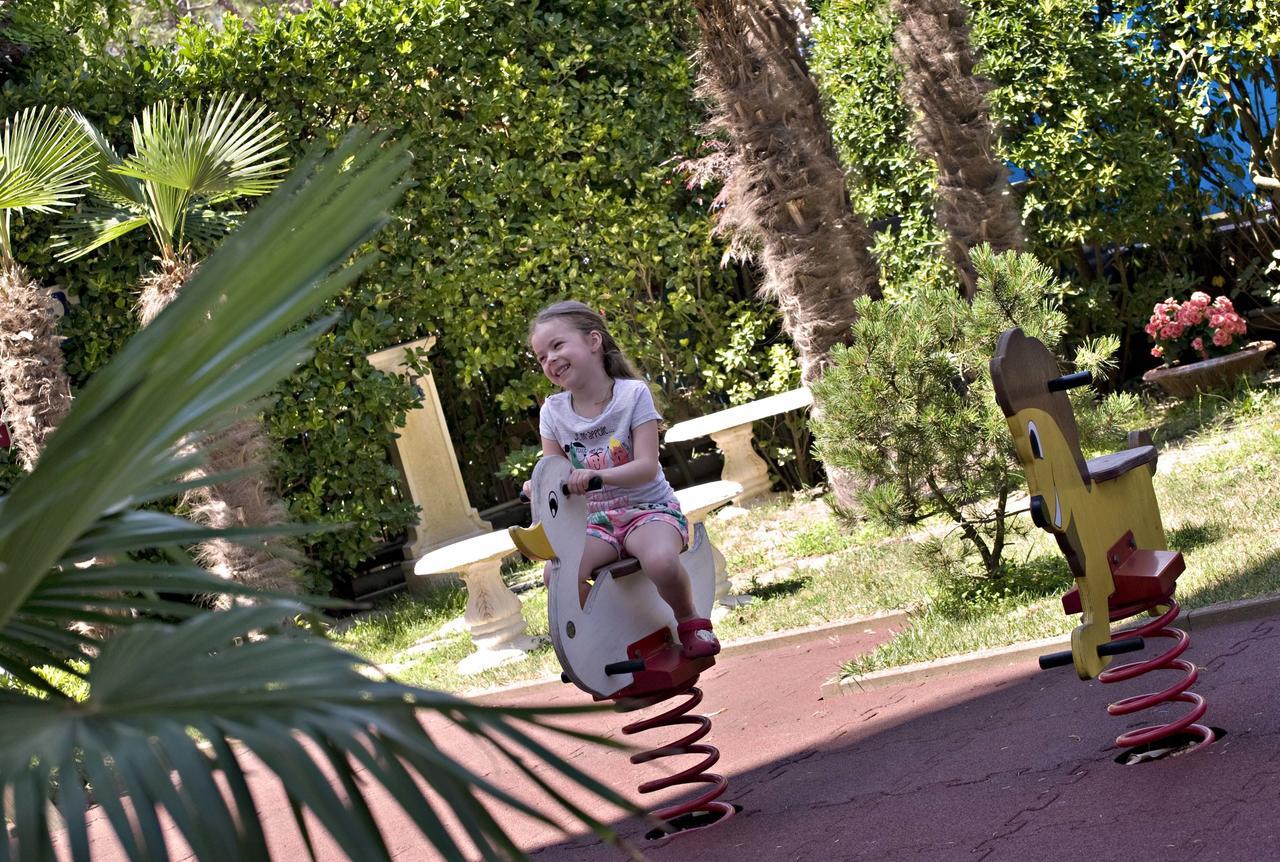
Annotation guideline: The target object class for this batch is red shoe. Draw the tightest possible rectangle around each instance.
[677,618,721,659]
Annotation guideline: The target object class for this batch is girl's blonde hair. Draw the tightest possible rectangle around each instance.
[530,300,641,380]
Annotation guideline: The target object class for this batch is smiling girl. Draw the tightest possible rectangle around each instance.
[524,300,719,658]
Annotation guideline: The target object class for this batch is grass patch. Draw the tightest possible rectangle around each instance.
[844,381,1280,678]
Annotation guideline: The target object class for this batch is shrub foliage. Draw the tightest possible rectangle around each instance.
[0,0,794,588]
[811,247,1142,583]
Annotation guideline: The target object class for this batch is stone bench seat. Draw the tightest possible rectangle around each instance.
[665,387,813,505]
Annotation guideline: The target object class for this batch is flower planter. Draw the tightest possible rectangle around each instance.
[1142,340,1275,398]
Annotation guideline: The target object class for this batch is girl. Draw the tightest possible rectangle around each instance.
[525,300,720,659]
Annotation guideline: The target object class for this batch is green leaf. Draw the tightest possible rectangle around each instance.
[0,106,96,260]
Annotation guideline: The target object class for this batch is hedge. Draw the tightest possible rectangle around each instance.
[1,0,796,589]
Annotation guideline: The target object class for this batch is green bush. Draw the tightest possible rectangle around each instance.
[810,247,1142,585]
[0,0,797,588]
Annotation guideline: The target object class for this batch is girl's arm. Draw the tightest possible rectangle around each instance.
[565,420,662,492]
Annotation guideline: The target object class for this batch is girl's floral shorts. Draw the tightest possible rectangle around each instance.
[586,500,689,556]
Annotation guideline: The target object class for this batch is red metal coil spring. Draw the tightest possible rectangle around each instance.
[1099,598,1214,753]
[619,684,736,828]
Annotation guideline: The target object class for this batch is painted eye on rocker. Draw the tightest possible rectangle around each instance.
[1026,420,1044,459]
[547,491,559,518]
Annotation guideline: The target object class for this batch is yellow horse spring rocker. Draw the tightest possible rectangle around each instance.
[991,328,1214,759]
[509,455,736,838]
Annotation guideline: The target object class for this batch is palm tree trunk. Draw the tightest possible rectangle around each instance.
[691,0,882,510]
[0,261,74,470]
[140,258,298,602]
[892,0,1025,298]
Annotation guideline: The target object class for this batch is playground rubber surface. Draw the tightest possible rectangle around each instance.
[54,610,1279,861]
[481,612,1280,862]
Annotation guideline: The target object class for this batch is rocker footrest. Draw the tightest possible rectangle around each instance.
[600,627,714,702]
[1061,531,1185,616]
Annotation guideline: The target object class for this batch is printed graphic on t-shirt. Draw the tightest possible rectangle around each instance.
[563,436,634,471]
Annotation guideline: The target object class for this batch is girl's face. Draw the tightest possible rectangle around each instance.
[530,318,603,389]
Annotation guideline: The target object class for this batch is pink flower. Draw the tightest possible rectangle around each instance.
[1178,303,1204,325]
[1189,291,1211,307]
[1191,337,1204,351]
[1151,346,1163,358]
[1160,322,1185,339]
[1212,329,1233,347]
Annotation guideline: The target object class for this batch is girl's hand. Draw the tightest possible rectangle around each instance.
[521,480,533,500]
[566,468,599,494]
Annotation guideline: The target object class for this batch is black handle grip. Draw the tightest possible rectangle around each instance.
[1098,636,1145,657]
[1038,649,1074,670]
[1047,371,1092,392]
[604,658,646,675]
[1039,636,1145,670]
[521,475,602,502]
[561,476,604,496]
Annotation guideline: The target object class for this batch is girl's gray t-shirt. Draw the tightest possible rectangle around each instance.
[539,377,677,512]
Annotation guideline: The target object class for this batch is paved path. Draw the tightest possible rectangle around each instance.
[485,613,1280,862]
[55,612,1280,861]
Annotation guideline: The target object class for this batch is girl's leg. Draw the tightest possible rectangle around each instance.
[576,536,621,608]
[623,521,697,621]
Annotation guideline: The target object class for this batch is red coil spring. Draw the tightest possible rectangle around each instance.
[619,684,736,828]
[1099,598,1214,753]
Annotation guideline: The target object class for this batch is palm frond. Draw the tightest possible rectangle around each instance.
[52,114,150,261]
[0,129,638,860]
[0,106,95,259]
[51,203,149,262]
[0,129,404,621]
[115,95,288,201]
[0,106,94,214]
[67,112,147,210]
[0,606,629,861]
[181,205,242,252]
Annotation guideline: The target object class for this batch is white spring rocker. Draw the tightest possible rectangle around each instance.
[509,456,719,700]
[509,456,735,833]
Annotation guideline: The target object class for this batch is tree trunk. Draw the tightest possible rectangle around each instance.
[691,0,882,510]
[140,258,298,603]
[0,261,74,470]
[892,0,1025,298]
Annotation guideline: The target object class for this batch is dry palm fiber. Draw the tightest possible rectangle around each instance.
[0,261,73,470]
[140,256,299,603]
[187,420,300,602]
[691,0,881,386]
[892,0,1024,297]
[137,255,197,328]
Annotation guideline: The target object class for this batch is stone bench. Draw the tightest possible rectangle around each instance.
[412,530,534,675]
[665,387,814,506]
[414,478,746,673]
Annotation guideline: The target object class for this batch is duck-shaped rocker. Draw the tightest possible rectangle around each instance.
[991,328,1212,755]
[509,455,736,833]
[509,455,719,699]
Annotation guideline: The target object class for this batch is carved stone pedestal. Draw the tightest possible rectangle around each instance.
[708,424,774,506]
[414,531,540,675]
[366,337,492,592]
